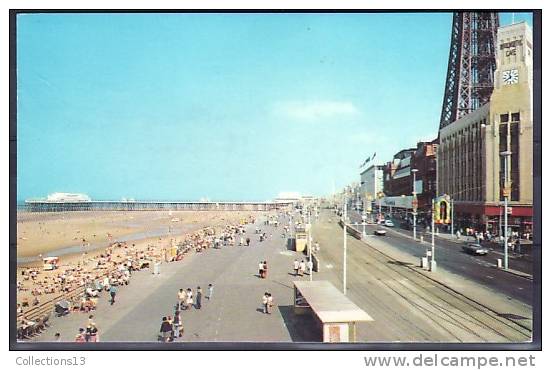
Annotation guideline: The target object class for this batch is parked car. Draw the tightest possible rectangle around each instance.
[462,243,490,255]
[374,229,387,236]
[384,220,395,227]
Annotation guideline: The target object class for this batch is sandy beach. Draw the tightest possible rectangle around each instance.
[17,210,263,259]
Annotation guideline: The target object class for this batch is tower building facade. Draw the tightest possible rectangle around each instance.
[438,21,533,236]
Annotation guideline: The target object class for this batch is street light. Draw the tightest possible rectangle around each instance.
[308,208,313,282]
[343,195,348,295]
[500,150,512,270]
[431,198,436,271]
[361,212,367,237]
[411,168,418,240]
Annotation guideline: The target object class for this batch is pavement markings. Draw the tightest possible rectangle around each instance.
[279,251,294,256]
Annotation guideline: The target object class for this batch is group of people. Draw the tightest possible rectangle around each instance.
[456,228,528,252]
[159,312,184,342]
[258,261,268,278]
[261,292,274,314]
[74,315,99,342]
[292,259,312,276]
[161,284,213,342]
[17,242,140,313]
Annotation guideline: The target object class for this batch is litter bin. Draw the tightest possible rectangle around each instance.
[497,259,502,269]
[421,257,428,269]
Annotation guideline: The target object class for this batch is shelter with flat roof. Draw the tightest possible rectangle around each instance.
[293,280,373,342]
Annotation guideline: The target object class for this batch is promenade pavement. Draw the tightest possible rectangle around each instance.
[31,217,319,343]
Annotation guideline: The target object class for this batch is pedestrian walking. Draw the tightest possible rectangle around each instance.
[307,260,314,275]
[196,286,202,309]
[246,237,250,246]
[267,293,273,314]
[293,259,299,276]
[258,261,264,278]
[178,288,186,310]
[86,324,99,342]
[109,285,117,305]
[167,315,174,341]
[299,260,306,277]
[240,236,244,246]
[206,283,213,300]
[103,276,110,291]
[159,316,172,343]
[262,261,268,279]
[173,310,184,338]
[186,288,193,310]
[261,292,269,314]
[75,328,86,342]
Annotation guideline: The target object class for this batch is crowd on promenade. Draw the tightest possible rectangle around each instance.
[19,210,321,342]
[17,214,261,341]
[155,212,299,342]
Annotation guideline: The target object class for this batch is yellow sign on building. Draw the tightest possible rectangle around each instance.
[433,195,451,224]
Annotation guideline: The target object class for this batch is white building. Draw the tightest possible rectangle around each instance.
[360,165,384,198]
[46,192,91,202]
[360,165,385,210]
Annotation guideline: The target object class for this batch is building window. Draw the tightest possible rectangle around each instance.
[499,123,508,202]
[499,124,508,153]
[500,113,509,123]
[511,122,520,201]
[511,112,520,122]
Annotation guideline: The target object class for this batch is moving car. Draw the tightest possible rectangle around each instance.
[374,229,387,236]
[384,220,395,227]
[461,243,490,255]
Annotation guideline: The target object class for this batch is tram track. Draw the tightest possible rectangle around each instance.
[312,213,531,342]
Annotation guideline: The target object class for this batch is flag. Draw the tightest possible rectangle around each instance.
[371,152,376,161]
[359,156,371,168]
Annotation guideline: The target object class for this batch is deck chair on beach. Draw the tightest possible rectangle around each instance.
[55,300,70,317]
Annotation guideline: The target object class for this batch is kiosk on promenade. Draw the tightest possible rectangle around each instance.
[293,280,373,342]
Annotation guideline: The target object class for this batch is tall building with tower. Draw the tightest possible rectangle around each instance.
[438,20,533,236]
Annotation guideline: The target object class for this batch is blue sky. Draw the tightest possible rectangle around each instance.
[16,12,533,201]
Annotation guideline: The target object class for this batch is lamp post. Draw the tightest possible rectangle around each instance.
[411,168,418,240]
[500,151,512,270]
[450,198,454,236]
[361,212,367,237]
[343,195,348,295]
[308,208,313,281]
[377,192,383,224]
[431,198,436,271]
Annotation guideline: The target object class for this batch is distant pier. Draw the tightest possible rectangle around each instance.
[23,200,293,212]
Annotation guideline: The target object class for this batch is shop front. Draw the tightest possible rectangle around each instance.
[453,202,533,237]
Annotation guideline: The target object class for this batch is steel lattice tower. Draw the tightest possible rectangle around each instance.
[439,12,500,130]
